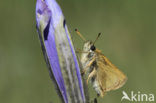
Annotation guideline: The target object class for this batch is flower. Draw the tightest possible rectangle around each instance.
[36,0,86,103]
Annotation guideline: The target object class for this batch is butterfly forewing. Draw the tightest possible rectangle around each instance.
[96,50,127,93]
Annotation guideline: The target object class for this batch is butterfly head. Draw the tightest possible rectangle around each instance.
[75,28,101,52]
[75,29,101,66]
[83,41,96,52]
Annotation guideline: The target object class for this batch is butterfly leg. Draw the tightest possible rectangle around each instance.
[90,98,97,103]
[81,57,96,75]
[87,68,96,84]
[76,48,89,53]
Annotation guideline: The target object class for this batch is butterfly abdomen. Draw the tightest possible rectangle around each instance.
[92,79,102,96]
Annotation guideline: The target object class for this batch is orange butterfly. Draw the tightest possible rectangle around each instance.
[75,29,127,97]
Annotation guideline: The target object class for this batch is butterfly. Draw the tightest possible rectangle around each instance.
[75,29,127,97]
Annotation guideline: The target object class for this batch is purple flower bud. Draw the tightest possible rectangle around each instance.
[36,0,87,103]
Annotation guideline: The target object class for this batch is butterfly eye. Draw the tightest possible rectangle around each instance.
[90,45,96,51]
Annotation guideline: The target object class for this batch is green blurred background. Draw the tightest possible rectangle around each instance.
[0,0,156,103]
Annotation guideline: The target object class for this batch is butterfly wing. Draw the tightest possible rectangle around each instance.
[96,52,127,92]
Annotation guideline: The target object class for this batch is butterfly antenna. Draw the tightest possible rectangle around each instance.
[75,28,86,41]
[93,33,101,45]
